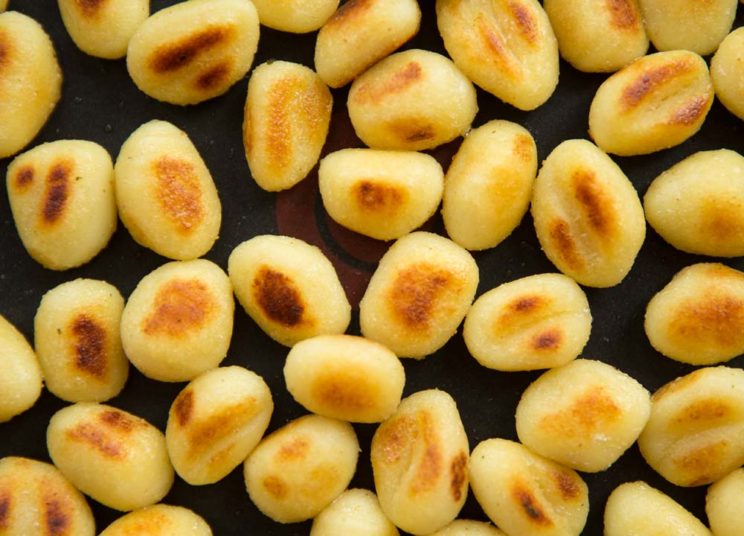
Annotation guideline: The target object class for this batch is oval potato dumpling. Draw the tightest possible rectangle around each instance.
[0,11,62,159]
[47,403,174,511]
[443,120,537,251]
[115,120,221,260]
[544,0,648,72]
[0,456,95,536]
[436,0,559,111]
[516,359,651,472]
[0,314,42,423]
[243,61,332,192]
[252,0,338,33]
[431,520,506,536]
[7,140,116,270]
[310,488,400,536]
[589,50,713,156]
[319,149,444,241]
[120,259,234,382]
[706,468,744,536]
[531,139,645,288]
[371,389,469,535]
[284,335,405,423]
[244,414,359,524]
[99,504,212,536]
[638,366,744,487]
[711,28,744,121]
[228,235,350,347]
[166,366,273,485]
[315,0,421,88]
[347,49,477,151]
[34,278,128,403]
[58,0,149,59]
[126,0,259,105]
[463,273,592,372]
[604,481,711,536]
[360,232,479,359]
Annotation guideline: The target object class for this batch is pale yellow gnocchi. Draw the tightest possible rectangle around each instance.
[0,314,42,423]
[431,520,506,536]
[310,488,399,536]
[99,504,213,536]
[711,28,744,121]
[706,468,744,536]
[252,0,338,33]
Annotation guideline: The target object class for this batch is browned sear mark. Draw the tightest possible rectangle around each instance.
[14,166,34,191]
[278,437,309,461]
[511,295,543,313]
[674,399,733,425]
[0,491,10,530]
[541,386,621,437]
[195,62,231,91]
[514,486,552,526]
[450,452,468,501]
[42,161,73,225]
[573,170,613,234]
[669,95,709,126]
[0,31,8,71]
[99,409,139,432]
[606,0,640,29]
[325,0,372,29]
[387,264,457,330]
[375,415,416,465]
[671,292,744,347]
[253,267,306,327]
[354,61,422,104]
[262,475,287,499]
[554,469,582,500]
[75,0,107,17]
[313,374,373,412]
[621,59,695,109]
[67,423,123,458]
[150,27,230,73]
[143,279,215,337]
[549,219,583,270]
[354,180,405,213]
[153,156,203,234]
[44,497,69,535]
[173,389,194,427]
[508,1,538,43]
[410,411,443,496]
[532,329,561,350]
[70,315,106,378]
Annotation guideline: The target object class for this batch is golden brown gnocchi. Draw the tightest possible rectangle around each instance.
[99,504,213,536]
[711,28,744,121]
[310,488,399,536]
[0,314,42,423]
[706,468,744,536]
[431,520,506,536]
[252,0,338,33]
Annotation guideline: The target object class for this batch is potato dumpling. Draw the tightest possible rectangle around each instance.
[463,273,591,372]
[228,235,350,347]
[347,49,477,151]
[120,259,234,382]
[0,314,42,423]
[166,366,273,485]
[442,120,537,251]
[252,0,337,33]
[284,335,405,423]
[604,481,711,536]
[544,0,648,72]
[645,263,744,365]
[711,28,744,121]
[638,366,744,487]
[315,0,421,88]
[244,414,359,523]
[436,0,559,111]
[58,0,148,59]
[319,149,444,241]
[360,232,479,359]
[99,504,212,536]
[706,468,744,536]
[371,389,469,535]
[0,456,95,536]
[0,11,61,159]
[639,0,737,56]
[126,0,259,105]
[243,61,332,192]
[310,488,399,536]
[34,278,127,403]
[531,139,645,288]
[115,120,221,260]
[516,359,651,472]
[431,520,506,536]
[589,50,713,156]
[7,140,116,270]
[47,403,174,511]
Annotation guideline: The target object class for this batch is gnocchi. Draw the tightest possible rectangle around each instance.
[0,314,42,423]
[99,504,212,536]
[706,468,744,536]
[711,28,744,121]
[251,0,338,33]
[310,488,399,536]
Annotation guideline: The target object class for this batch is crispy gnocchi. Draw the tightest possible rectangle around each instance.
[310,488,399,536]
[120,259,234,382]
[318,148,444,241]
[442,120,537,251]
[706,468,744,536]
[115,120,222,260]
[711,28,744,121]
[252,0,338,33]
[431,520,506,536]
[47,403,174,511]
[99,504,213,536]
[244,414,359,523]
[126,0,260,105]
[347,49,477,151]
[0,314,42,423]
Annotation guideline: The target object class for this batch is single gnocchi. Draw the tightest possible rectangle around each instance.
[431,520,506,536]
[99,504,212,536]
[711,28,744,121]
[0,314,42,423]
[310,488,399,536]
[252,0,338,33]
[706,468,744,536]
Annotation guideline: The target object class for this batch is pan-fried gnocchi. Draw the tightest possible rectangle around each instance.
[120,259,234,382]
[58,0,148,59]
[318,149,444,241]
[7,140,116,270]
[544,0,648,72]
[34,279,127,403]
[166,366,273,485]
[0,314,42,423]
[589,50,713,156]
[47,403,174,511]
[638,366,744,487]
[99,504,213,536]
[244,414,359,523]
[251,0,338,33]
[516,359,651,472]
[0,456,95,536]
[706,468,744,536]
[315,0,421,88]
[442,120,537,251]
[463,273,591,371]
[436,0,559,111]
[284,335,405,423]
[645,263,744,365]
[371,390,469,535]
[711,28,744,121]
[531,139,645,288]
[469,439,589,536]
[0,11,62,159]
[126,0,260,105]
[243,61,332,192]
[359,232,479,359]
[347,49,477,151]
[310,488,399,536]
[115,120,221,260]
[431,520,506,536]
[228,235,350,347]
